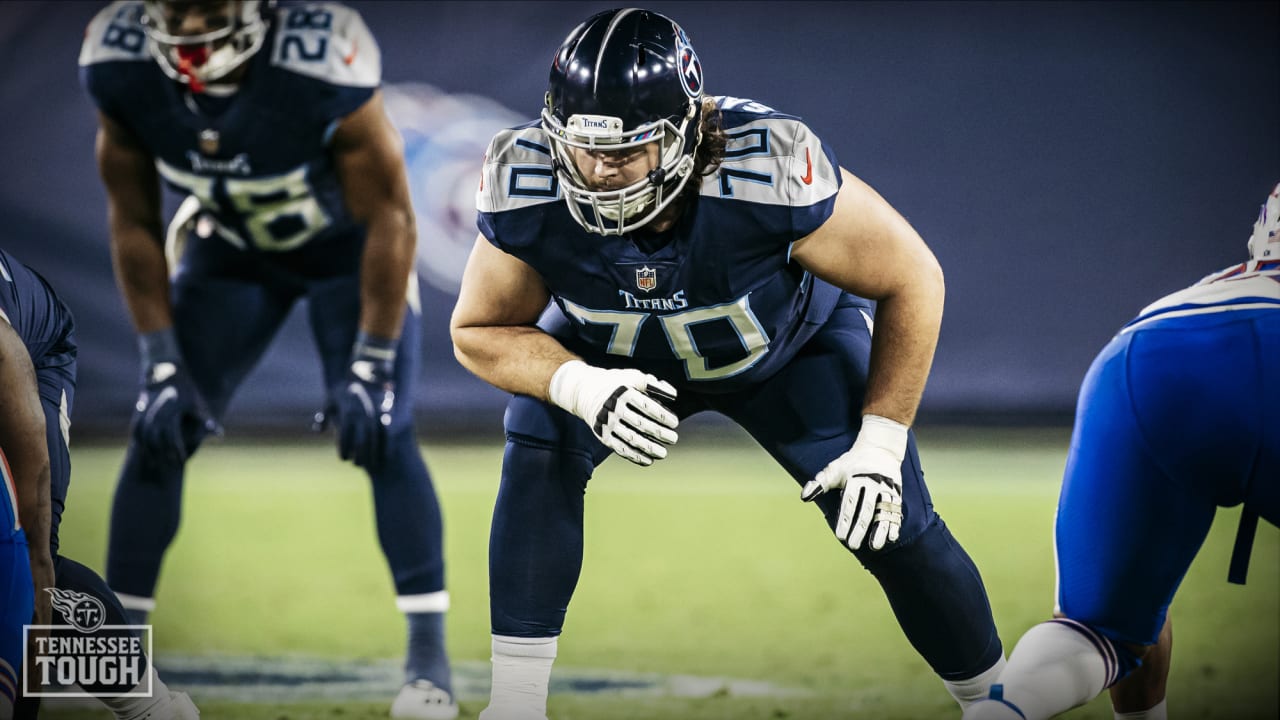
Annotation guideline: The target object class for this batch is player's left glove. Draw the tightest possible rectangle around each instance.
[327,332,397,473]
[800,414,907,551]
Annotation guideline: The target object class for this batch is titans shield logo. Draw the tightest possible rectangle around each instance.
[675,29,702,99]
[636,266,658,292]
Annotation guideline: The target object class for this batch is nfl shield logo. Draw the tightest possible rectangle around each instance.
[198,129,220,156]
[636,266,657,292]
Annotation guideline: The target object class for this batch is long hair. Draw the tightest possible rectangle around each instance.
[693,97,727,179]
[676,97,727,208]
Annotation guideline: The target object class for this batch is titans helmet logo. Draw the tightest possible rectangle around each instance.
[675,30,702,99]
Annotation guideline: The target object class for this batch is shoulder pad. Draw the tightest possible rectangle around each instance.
[700,111,840,209]
[270,2,379,87]
[476,123,561,215]
[79,1,150,67]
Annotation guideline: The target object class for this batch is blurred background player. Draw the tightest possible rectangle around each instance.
[0,246,196,718]
[78,2,455,716]
[963,182,1280,720]
[451,8,1006,719]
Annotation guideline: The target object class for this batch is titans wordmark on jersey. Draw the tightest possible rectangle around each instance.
[79,1,379,255]
[477,97,848,391]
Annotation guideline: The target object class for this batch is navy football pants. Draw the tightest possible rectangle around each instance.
[492,295,1003,679]
[108,242,446,599]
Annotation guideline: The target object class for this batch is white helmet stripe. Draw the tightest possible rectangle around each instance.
[594,8,639,95]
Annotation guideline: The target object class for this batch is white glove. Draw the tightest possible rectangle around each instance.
[800,414,907,551]
[548,360,679,466]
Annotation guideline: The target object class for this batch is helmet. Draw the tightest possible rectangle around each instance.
[1247,181,1280,260]
[542,8,705,236]
[141,0,269,92]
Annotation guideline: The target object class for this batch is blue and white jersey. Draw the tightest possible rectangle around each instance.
[1124,259,1280,332]
[0,249,77,536]
[79,1,380,257]
[477,96,846,392]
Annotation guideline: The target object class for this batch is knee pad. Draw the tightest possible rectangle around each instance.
[55,556,134,627]
[504,395,602,456]
[860,518,1003,679]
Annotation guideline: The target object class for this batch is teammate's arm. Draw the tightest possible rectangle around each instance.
[789,168,944,427]
[331,90,416,340]
[0,320,54,628]
[450,235,570,401]
[94,111,170,334]
[790,167,944,550]
[451,236,678,466]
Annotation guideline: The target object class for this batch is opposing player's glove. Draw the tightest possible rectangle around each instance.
[327,332,397,473]
[800,414,907,551]
[132,328,220,466]
[548,360,679,466]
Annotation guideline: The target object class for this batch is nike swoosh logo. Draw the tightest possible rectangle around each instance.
[144,386,178,424]
[344,38,359,66]
[801,148,813,185]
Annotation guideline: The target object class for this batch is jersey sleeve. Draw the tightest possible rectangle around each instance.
[704,98,843,243]
[475,123,559,252]
[78,1,150,124]
[781,119,842,239]
[270,2,380,120]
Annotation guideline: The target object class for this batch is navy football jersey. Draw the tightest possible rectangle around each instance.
[477,97,846,392]
[0,249,77,378]
[0,248,77,536]
[79,1,379,259]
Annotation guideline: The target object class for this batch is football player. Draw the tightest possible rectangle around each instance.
[78,2,455,716]
[963,183,1280,720]
[451,8,1007,718]
[0,247,197,718]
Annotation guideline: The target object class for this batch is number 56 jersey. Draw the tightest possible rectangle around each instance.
[478,97,849,393]
[79,1,379,264]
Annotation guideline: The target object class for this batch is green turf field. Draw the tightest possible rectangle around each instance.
[40,426,1279,719]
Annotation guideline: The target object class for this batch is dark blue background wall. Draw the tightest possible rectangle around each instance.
[0,1,1276,436]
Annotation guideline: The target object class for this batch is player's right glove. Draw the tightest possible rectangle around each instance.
[132,328,220,466]
[800,414,907,551]
[326,332,398,473]
[548,360,679,466]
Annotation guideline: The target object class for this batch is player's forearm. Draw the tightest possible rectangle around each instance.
[452,325,577,401]
[860,262,944,426]
[21,464,54,597]
[0,333,55,574]
[109,220,173,334]
[357,206,416,340]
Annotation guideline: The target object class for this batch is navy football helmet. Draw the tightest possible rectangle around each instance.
[141,1,269,91]
[542,8,705,235]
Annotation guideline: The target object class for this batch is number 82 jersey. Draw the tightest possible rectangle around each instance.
[79,1,380,259]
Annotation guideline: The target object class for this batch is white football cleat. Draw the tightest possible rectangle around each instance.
[961,698,1026,720]
[390,679,459,720]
